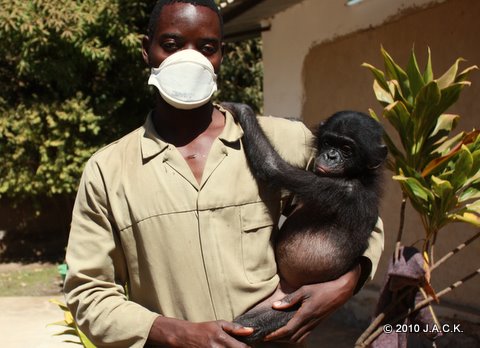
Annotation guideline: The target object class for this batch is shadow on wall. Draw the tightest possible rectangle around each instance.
[0,196,73,263]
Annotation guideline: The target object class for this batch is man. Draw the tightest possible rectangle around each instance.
[64,1,384,347]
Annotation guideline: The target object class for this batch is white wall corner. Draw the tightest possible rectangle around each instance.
[262,0,446,119]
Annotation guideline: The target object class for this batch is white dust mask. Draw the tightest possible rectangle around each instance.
[148,49,218,110]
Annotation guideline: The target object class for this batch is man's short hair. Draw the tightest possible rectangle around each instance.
[148,0,224,39]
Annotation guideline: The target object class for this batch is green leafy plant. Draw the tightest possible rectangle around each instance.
[355,47,479,347]
[0,0,264,201]
[49,299,96,347]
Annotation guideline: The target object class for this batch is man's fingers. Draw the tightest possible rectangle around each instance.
[289,319,318,343]
[263,314,302,341]
[295,330,312,344]
[272,289,304,309]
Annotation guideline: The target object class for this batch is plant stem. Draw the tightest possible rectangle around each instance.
[430,229,438,266]
[355,268,480,347]
[431,231,480,271]
[395,193,408,261]
[354,288,413,347]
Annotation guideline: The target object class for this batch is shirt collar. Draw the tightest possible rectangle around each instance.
[140,104,243,161]
[140,111,169,160]
[216,103,244,144]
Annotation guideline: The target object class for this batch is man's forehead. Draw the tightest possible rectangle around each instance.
[156,3,222,36]
[160,2,219,20]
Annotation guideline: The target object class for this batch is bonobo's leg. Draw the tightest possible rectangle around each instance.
[233,281,299,344]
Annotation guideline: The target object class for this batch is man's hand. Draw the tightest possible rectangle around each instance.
[147,316,253,348]
[264,264,361,344]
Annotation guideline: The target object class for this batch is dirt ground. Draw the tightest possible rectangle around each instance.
[1,263,479,348]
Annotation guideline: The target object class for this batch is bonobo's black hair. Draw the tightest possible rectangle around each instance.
[148,0,224,39]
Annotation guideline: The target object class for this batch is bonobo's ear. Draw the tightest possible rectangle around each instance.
[368,144,388,169]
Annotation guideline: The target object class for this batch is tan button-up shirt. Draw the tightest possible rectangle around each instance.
[65,106,384,347]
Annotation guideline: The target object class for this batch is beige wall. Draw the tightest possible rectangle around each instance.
[262,0,446,118]
[301,0,480,311]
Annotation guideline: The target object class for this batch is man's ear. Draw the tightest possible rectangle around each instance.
[141,35,151,66]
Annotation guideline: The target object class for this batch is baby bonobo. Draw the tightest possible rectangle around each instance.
[222,103,387,344]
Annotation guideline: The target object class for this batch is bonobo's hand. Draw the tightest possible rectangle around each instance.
[147,316,253,348]
[264,264,361,344]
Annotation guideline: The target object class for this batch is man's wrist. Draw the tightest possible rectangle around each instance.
[147,315,182,347]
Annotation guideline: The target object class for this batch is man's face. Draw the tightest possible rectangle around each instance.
[143,3,223,73]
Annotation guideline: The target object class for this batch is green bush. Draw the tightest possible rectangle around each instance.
[0,0,263,200]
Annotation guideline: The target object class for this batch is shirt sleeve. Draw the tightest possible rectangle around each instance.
[356,217,385,293]
[64,158,159,348]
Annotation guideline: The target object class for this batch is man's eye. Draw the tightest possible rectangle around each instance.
[201,44,217,55]
[161,41,178,51]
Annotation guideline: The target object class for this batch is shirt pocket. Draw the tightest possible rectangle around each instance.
[240,203,277,284]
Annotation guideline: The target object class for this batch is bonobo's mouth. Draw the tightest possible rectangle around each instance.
[315,164,344,177]
[315,165,328,175]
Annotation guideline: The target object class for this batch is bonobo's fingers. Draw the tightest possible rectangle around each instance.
[222,322,254,337]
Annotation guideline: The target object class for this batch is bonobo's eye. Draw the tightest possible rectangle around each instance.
[341,144,353,157]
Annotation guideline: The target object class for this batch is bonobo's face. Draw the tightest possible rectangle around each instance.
[142,3,223,72]
[314,132,355,177]
[314,111,387,177]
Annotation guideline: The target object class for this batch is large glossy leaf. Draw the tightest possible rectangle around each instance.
[431,175,453,199]
[383,101,412,152]
[430,114,459,138]
[432,81,471,120]
[49,298,70,311]
[459,186,480,202]
[422,132,475,177]
[450,145,473,190]
[382,46,411,99]
[450,212,480,226]
[362,63,390,92]
[412,81,440,128]
[466,200,480,213]
[393,175,433,202]
[78,329,96,348]
[423,47,434,83]
[434,131,465,155]
[371,106,404,162]
[470,150,480,177]
[436,58,464,90]
[390,79,414,109]
[424,114,460,154]
[373,79,394,106]
[455,65,479,83]
[53,328,77,337]
[406,48,425,98]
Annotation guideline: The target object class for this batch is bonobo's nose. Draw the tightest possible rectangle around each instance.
[327,149,339,160]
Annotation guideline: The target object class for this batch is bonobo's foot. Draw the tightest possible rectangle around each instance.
[233,282,298,344]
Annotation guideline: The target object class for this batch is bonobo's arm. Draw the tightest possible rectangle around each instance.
[222,102,354,206]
